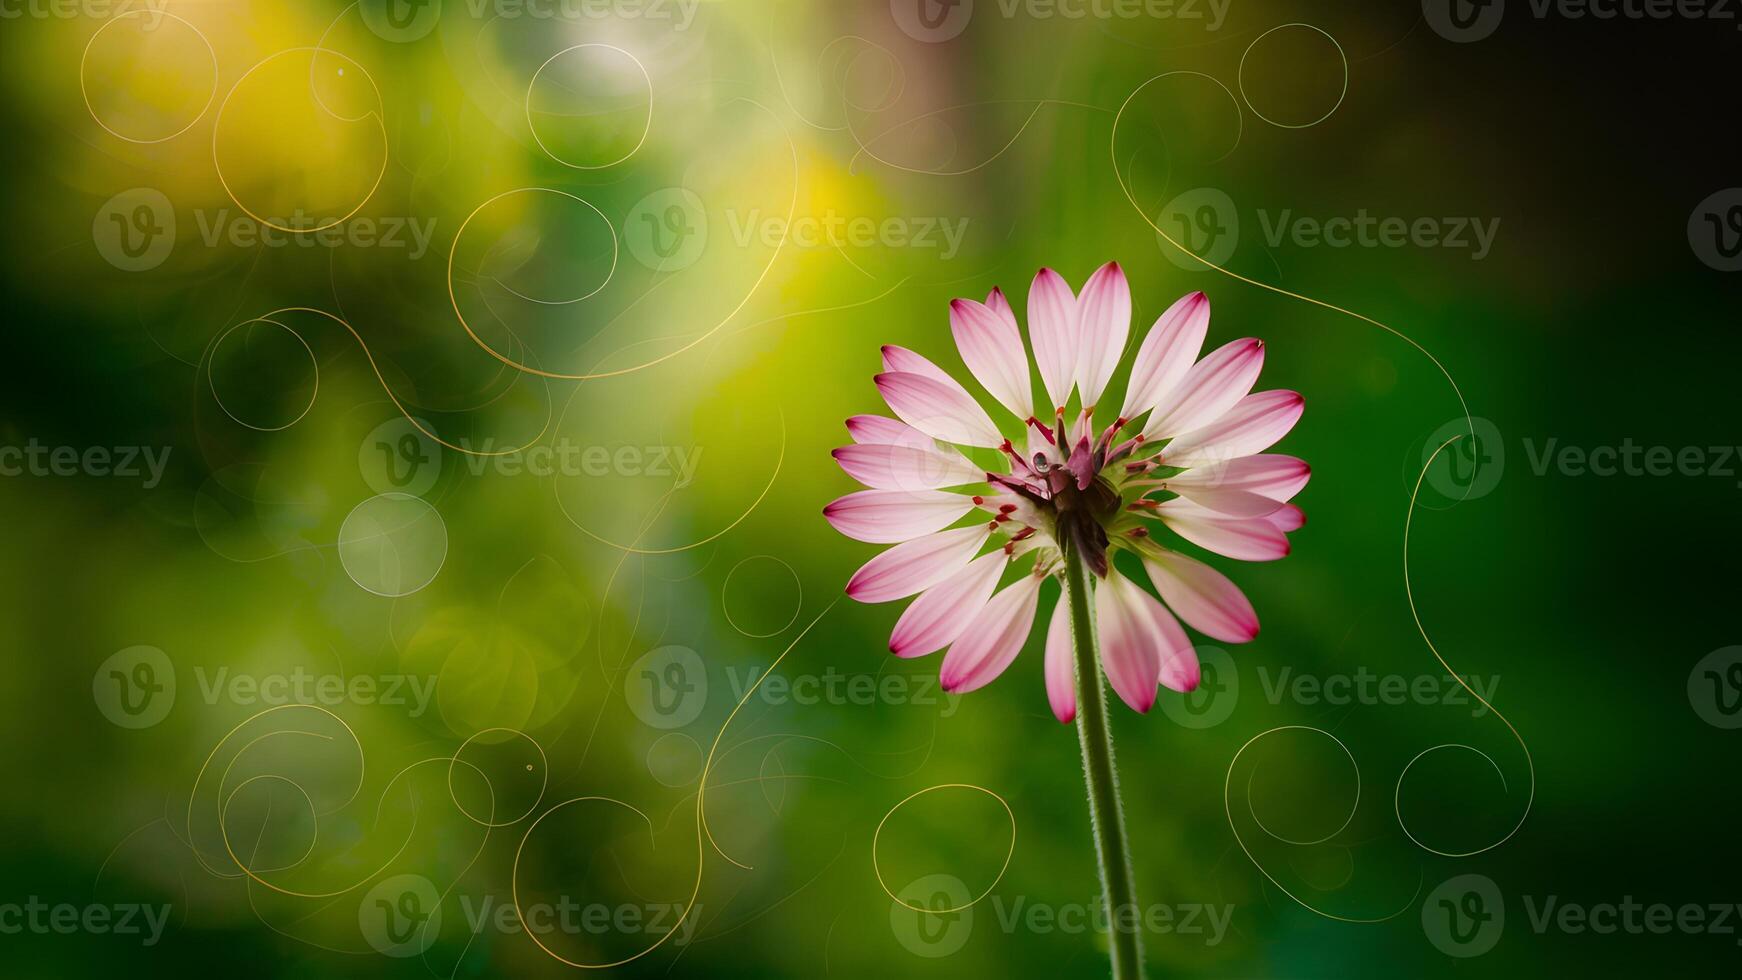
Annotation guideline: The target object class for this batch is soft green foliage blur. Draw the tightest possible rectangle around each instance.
[0,1,1736,977]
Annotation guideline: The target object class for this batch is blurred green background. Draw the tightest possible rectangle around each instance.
[1,0,1739,976]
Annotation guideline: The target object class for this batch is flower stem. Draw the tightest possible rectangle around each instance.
[1061,544,1144,979]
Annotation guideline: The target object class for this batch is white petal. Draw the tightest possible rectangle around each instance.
[939,575,1043,693]
[846,526,990,603]
[823,489,977,543]
[889,552,1007,657]
[1026,268,1078,413]
[876,372,1004,449]
[950,298,1033,420]
[1074,262,1131,410]
[1120,291,1209,420]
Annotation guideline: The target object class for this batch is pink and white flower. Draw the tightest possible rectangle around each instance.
[825,263,1307,722]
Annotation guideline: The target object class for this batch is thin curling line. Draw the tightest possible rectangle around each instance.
[1396,436,1535,857]
[557,411,785,556]
[1236,23,1349,130]
[231,306,552,457]
[508,598,839,968]
[1223,725,1419,923]
[1109,73,1472,447]
[443,97,800,381]
[452,187,619,307]
[525,44,652,170]
[79,8,218,144]
[871,783,1016,914]
[698,598,841,872]
[211,48,389,234]
[204,317,319,433]
[447,727,549,828]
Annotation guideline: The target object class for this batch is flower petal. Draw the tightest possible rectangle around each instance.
[1140,338,1265,440]
[823,489,978,543]
[1156,486,1285,519]
[1154,499,1291,561]
[939,575,1043,693]
[876,372,1004,449]
[1074,262,1131,410]
[1147,600,1201,693]
[1119,291,1209,420]
[1158,390,1304,467]
[1044,597,1075,723]
[1026,267,1078,413]
[1141,550,1259,643]
[881,345,961,387]
[985,286,1015,323]
[950,298,1033,420]
[1165,454,1310,501]
[1094,571,1164,713]
[832,444,984,491]
[846,526,990,603]
[1266,503,1306,532]
[846,414,918,445]
[889,552,1007,657]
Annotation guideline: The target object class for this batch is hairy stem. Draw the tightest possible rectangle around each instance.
[1061,544,1144,979]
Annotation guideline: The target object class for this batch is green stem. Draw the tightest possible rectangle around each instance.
[1061,544,1144,979]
